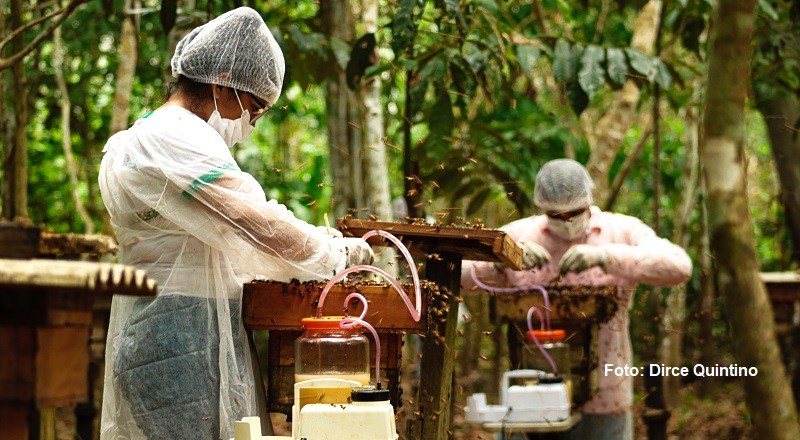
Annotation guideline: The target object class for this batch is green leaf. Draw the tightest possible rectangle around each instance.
[578,45,604,98]
[466,187,493,216]
[552,39,575,83]
[159,0,177,35]
[566,78,589,115]
[429,83,455,146]
[606,47,628,85]
[653,59,672,89]
[516,45,540,75]
[757,0,779,20]
[625,48,657,82]
[444,0,469,35]
[364,64,390,78]
[392,0,425,54]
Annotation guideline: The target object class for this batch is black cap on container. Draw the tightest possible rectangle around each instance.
[538,374,565,384]
[351,388,391,402]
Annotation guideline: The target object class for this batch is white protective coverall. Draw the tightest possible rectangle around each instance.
[99,105,363,439]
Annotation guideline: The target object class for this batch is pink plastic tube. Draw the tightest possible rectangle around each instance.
[316,230,421,321]
[338,293,382,384]
[314,230,423,386]
[469,265,551,329]
[526,306,558,373]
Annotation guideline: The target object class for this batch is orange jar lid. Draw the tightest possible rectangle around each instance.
[527,329,566,343]
[301,316,359,331]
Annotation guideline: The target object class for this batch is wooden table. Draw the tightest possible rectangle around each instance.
[242,219,523,440]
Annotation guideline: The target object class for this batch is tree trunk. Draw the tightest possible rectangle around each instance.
[359,0,395,273]
[109,4,138,136]
[165,0,198,83]
[4,0,29,220]
[700,0,799,437]
[585,0,661,205]
[53,26,94,234]
[320,1,356,219]
[697,182,716,398]
[1,0,8,220]
[660,103,700,407]
[759,98,800,264]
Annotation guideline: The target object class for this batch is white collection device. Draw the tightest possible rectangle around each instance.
[230,378,398,440]
[465,369,570,425]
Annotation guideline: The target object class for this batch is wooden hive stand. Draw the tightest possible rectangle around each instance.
[0,221,156,440]
[761,272,800,407]
[492,285,620,407]
[243,219,525,440]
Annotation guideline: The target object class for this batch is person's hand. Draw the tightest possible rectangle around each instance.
[558,245,608,274]
[316,225,343,238]
[520,242,551,270]
[494,241,551,271]
[340,237,375,267]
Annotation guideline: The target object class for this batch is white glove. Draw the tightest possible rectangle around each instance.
[494,241,551,271]
[337,237,375,267]
[520,241,551,270]
[559,244,608,274]
[316,225,343,238]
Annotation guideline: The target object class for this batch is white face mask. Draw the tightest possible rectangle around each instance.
[207,90,253,149]
[548,211,591,240]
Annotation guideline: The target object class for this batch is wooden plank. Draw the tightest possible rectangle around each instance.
[0,405,30,440]
[0,260,157,296]
[243,281,433,332]
[0,327,34,402]
[0,222,40,259]
[337,219,524,270]
[38,231,118,258]
[35,327,90,407]
[492,285,619,324]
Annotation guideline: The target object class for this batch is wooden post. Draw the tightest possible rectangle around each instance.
[410,253,461,440]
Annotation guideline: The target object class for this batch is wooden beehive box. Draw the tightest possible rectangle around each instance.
[243,279,442,414]
[493,285,619,406]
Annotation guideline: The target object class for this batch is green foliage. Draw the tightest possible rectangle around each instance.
[391,0,427,55]
[752,0,800,103]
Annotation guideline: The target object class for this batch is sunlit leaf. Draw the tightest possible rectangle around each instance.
[552,39,574,83]
[578,45,604,98]
[606,47,628,86]
[625,48,657,82]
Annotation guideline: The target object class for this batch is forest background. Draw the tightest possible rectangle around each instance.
[1,0,799,439]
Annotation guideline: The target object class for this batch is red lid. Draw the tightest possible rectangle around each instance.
[527,329,566,343]
[301,316,359,331]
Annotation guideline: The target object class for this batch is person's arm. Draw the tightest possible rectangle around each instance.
[600,214,692,286]
[110,133,369,281]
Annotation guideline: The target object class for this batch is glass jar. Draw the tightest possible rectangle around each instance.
[521,329,571,378]
[522,329,572,401]
[294,316,370,406]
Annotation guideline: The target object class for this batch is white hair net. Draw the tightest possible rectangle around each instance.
[171,7,285,106]
[533,159,594,212]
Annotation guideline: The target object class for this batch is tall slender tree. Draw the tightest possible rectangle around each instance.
[700,0,800,437]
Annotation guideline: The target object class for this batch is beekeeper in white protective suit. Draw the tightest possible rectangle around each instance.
[98,7,374,440]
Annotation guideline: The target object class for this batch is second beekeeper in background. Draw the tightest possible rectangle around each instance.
[98,7,373,440]
[462,159,692,440]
